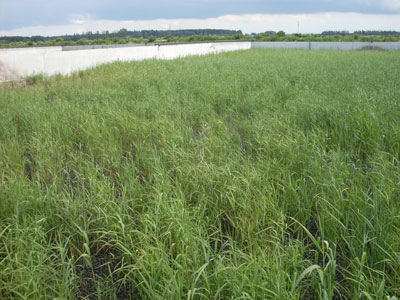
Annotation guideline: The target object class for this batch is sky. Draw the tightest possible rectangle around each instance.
[0,0,400,36]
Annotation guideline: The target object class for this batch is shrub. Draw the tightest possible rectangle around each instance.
[77,38,89,45]
[277,30,286,37]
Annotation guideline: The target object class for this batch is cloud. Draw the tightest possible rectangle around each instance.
[2,0,400,32]
[69,14,94,25]
[1,12,400,37]
[382,0,400,10]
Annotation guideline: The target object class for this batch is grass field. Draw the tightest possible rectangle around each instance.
[1,49,400,299]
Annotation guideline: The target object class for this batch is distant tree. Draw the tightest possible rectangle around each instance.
[165,35,173,42]
[148,36,156,43]
[117,28,128,37]
[277,30,285,37]
[31,35,45,42]
[77,38,89,45]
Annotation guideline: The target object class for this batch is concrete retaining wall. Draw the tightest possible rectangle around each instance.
[0,41,251,80]
[252,41,400,51]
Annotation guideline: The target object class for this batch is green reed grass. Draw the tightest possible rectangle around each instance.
[1,49,400,299]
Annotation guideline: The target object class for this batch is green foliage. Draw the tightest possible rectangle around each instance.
[25,74,44,85]
[1,30,399,48]
[165,35,174,42]
[253,32,400,42]
[1,49,400,299]
[147,36,156,43]
[277,30,286,37]
[77,38,89,45]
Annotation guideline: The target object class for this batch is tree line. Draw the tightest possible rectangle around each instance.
[0,29,242,44]
[321,30,400,36]
[0,29,399,48]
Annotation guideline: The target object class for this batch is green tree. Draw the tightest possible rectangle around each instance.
[77,38,89,45]
[277,30,286,37]
[117,28,128,37]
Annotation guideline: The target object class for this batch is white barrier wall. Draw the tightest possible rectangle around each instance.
[252,41,400,51]
[0,42,251,80]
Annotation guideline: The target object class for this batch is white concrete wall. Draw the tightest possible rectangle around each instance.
[0,42,251,80]
[252,41,400,51]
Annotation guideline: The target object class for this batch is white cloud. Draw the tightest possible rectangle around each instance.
[382,0,400,10]
[68,14,94,25]
[70,20,87,25]
[1,12,400,36]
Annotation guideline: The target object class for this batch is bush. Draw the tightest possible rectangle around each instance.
[77,38,89,45]
[147,36,156,43]
[277,30,286,37]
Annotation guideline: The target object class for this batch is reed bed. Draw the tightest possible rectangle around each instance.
[0,49,399,299]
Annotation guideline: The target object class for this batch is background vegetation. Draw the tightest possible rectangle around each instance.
[1,49,400,299]
[0,29,244,48]
[253,32,400,42]
[1,28,399,48]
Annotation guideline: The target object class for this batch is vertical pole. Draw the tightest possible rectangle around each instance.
[309,41,311,50]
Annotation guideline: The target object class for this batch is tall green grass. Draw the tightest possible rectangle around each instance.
[1,49,400,299]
